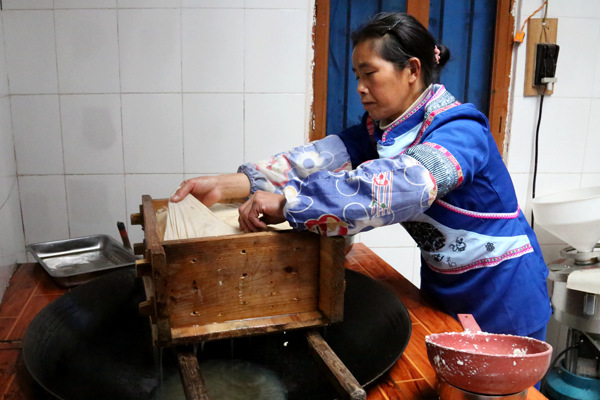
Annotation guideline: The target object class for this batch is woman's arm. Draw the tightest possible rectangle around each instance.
[282,154,437,236]
[170,173,251,206]
[238,135,353,195]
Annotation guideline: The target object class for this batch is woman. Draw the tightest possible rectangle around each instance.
[171,12,551,341]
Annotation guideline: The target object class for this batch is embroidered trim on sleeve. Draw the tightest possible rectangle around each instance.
[405,142,462,198]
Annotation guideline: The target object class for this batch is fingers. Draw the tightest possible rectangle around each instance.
[238,195,268,232]
[170,178,219,206]
[170,180,192,202]
[237,191,286,232]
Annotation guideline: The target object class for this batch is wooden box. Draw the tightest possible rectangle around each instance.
[131,195,346,347]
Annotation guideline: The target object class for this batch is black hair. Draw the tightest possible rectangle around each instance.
[351,12,450,87]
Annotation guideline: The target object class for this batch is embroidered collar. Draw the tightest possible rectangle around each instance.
[379,84,434,141]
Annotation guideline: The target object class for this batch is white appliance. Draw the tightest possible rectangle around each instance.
[532,187,600,400]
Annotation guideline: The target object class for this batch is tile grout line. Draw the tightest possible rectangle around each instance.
[402,353,436,389]
[393,377,428,384]
[377,385,391,400]
[3,374,17,398]
[4,280,41,340]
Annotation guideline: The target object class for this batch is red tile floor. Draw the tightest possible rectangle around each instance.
[0,263,67,399]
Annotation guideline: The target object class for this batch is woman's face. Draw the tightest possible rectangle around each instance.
[352,39,422,125]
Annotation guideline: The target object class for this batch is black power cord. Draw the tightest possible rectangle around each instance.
[531,92,545,228]
[540,344,578,395]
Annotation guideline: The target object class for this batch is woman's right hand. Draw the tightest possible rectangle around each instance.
[170,173,251,207]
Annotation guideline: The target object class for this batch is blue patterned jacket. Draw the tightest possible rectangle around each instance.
[239,85,551,336]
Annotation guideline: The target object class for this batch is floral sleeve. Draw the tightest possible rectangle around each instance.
[237,135,353,194]
[282,155,437,236]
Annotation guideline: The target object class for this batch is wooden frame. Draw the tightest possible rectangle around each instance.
[488,0,516,155]
[310,0,515,157]
[132,195,346,347]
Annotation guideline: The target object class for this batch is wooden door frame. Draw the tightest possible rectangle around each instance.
[309,0,515,156]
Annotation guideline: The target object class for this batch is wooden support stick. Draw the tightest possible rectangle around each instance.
[305,329,366,400]
[176,348,211,400]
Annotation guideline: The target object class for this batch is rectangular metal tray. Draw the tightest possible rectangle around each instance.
[27,235,136,288]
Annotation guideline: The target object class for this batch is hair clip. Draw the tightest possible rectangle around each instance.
[386,20,401,34]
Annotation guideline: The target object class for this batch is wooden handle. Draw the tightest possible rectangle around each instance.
[130,212,143,225]
[135,258,151,277]
[176,348,211,400]
[305,329,366,400]
[458,313,483,332]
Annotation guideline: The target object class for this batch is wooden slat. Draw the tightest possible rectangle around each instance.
[309,0,330,142]
[318,236,346,323]
[151,245,172,345]
[305,329,366,400]
[140,195,172,346]
[176,349,211,400]
[406,0,430,28]
[170,311,329,344]
[141,195,163,245]
[164,232,321,330]
[488,0,516,155]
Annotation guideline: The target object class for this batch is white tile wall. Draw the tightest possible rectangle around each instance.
[122,94,183,173]
[55,10,120,93]
[19,176,69,245]
[65,174,127,238]
[55,0,117,9]
[5,188,24,250]
[60,94,124,174]
[551,18,599,99]
[181,0,244,8]
[3,0,54,9]
[245,0,308,9]
[0,19,8,97]
[0,187,25,298]
[582,99,600,173]
[181,9,244,93]
[120,0,181,8]
[183,93,244,172]
[244,94,306,162]
[594,45,600,99]
[505,98,538,174]
[118,9,182,93]
[0,97,15,204]
[536,97,590,174]
[0,14,22,300]
[2,11,58,94]
[12,95,64,175]
[245,9,309,93]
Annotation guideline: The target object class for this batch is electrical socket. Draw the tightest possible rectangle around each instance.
[534,43,559,87]
[524,18,558,96]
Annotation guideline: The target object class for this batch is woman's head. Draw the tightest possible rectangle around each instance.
[351,12,449,87]
[350,12,449,124]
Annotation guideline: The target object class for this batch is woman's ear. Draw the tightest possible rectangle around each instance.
[407,57,421,83]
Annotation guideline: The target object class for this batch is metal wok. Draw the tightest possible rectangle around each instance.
[22,267,412,400]
[425,314,552,395]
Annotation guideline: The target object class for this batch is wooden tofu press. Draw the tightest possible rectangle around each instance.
[131,195,365,400]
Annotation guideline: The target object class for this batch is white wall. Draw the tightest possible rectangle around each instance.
[0,0,314,263]
[0,12,25,300]
[508,0,600,262]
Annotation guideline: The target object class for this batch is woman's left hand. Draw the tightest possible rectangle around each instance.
[238,191,287,232]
